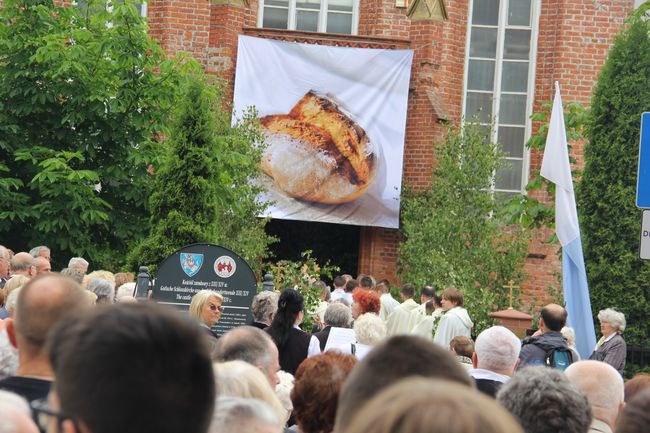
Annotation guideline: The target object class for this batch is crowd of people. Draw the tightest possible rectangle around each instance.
[0,244,648,433]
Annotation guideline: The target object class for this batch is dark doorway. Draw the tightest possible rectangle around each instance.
[265,219,360,278]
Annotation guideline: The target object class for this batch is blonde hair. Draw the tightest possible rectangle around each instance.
[213,360,286,422]
[342,378,523,433]
[81,270,115,291]
[1,275,30,306]
[188,290,224,325]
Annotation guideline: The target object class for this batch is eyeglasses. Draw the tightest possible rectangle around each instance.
[209,303,224,312]
[30,398,78,432]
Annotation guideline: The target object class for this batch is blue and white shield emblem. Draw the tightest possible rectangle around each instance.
[180,253,203,278]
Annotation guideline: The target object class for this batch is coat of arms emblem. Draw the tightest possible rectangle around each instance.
[180,253,203,277]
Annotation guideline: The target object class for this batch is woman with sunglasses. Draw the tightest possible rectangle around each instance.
[189,290,224,339]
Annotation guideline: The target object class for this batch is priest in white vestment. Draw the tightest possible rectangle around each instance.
[376,280,400,321]
[407,285,437,331]
[385,284,420,335]
[433,287,473,348]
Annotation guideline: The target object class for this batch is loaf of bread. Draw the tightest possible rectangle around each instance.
[260,91,377,204]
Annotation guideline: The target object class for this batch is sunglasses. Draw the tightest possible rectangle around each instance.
[209,303,224,312]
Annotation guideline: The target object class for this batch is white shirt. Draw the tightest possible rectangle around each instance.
[469,368,510,384]
[294,325,322,358]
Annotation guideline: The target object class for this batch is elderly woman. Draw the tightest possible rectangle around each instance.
[337,312,386,360]
[291,352,357,433]
[590,308,626,375]
[189,290,224,339]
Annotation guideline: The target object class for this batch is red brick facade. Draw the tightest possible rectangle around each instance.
[139,0,633,311]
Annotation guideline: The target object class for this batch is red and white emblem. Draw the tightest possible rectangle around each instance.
[214,256,236,278]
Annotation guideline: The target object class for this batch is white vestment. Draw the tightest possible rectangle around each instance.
[379,293,400,321]
[433,306,473,349]
[385,299,419,336]
[409,308,443,340]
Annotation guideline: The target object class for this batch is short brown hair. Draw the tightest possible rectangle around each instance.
[450,336,474,358]
[335,336,472,430]
[625,373,650,402]
[292,352,357,433]
[341,378,523,433]
[442,287,464,307]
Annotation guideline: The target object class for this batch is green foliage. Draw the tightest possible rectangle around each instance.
[502,101,589,234]
[265,251,339,331]
[577,10,650,346]
[398,122,529,334]
[0,0,182,268]
[128,73,273,273]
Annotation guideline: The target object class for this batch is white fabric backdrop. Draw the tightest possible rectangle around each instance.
[233,35,413,228]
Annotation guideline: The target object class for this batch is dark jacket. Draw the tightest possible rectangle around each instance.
[313,326,332,351]
[518,331,568,368]
[590,333,626,375]
[250,321,268,330]
[266,327,311,375]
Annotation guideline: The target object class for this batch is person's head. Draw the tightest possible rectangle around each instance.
[624,373,650,402]
[214,326,281,387]
[400,284,415,301]
[87,278,114,305]
[29,246,51,262]
[2,275,30,306]
[8,274,88,365]
[5,287,22,315]
[209,397,282,433]
[115,282,136,302]
[0,245,11,279]
[353,312,387,346]
[359,276,374,290]
[67,257,89,274]
[341,378,523,433]
[47,303,215,433]
[324,302,352,328]
[335,335,472,430]
[561,326,576,346]
[81,270,114,291]
[251,291,279,326]
[344,279,359,294]
[497,367,592,433]
[473,326,521,376]
[113,272,134,292]
[10,253,35,277]
[60,268,84,285]
[420,285,436,304]
[292,352,357,433]
[597,308,626,337]
[615,389,650,433]
[539,304,567,332]
[565,360,625,429]
[450,336,474,358]
[375,280,389,295]
[314,281,331,301]
[213,360,286,423]
[0,390,39,433]
[268,289,304,348]
[333,276,346,289]
[440,287,463,310]
[351,289,380,319]
[189,290,224,328]
[32,256,51,275]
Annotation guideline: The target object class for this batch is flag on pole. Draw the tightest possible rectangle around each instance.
[540,82,597,360]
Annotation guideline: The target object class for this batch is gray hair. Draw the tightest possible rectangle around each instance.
[88,278,114,303]
[497,367,592,433]
[116,282,136,301]
[597,308,626,333]
[29,246,49,258]
[561,326,576,346]
[0,245,9,260]
[209,397,280,433]
[68,257,89,270]
[474,326,521,372]
[214,326,275,371]
[354,313,386,346]
[324,303,352,327]
[251,291,279,325]
[10,255,33,272]
[5,287,22,314]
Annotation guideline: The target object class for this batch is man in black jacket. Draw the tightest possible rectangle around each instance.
[313,303,352,351]
[518,303,570,368]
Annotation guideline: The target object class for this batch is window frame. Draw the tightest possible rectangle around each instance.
[257,0,360,35]
[461,0,541,194]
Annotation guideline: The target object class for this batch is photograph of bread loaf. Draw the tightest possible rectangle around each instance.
[259,90,378,204]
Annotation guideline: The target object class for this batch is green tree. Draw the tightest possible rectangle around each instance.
[128,73,273,273]
[398,122,529,333]
[577,8,650,346]
[0,0,180,268]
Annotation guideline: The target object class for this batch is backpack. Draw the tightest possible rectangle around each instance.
[545,347,574,371]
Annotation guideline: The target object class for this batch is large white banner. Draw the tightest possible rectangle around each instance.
[233,35,413,228]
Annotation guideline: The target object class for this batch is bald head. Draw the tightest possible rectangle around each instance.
[14,274,89,352]
[213,326,280,386]
[33,257,51,275]
[565,360,624,428]
[10,253,34,277]
[540,303,567,332]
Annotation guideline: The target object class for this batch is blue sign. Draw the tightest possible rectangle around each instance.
[637,113,650,208]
